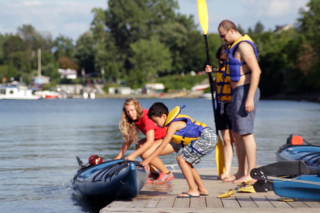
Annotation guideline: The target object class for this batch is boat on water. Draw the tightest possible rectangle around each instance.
[0,85,40,100]
[276,134,320,173]
[34,90,60,99]
[199,92,215,99]
[72,156,147,199]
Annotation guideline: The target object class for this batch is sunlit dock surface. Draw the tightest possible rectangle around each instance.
[100,167,320,213]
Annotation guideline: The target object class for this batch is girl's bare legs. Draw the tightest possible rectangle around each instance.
[140,139,175,174]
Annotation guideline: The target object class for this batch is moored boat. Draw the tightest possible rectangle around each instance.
[72,157,147,200]
[276,134,320,174]
[0,85,40,100]
[272,174,320,201]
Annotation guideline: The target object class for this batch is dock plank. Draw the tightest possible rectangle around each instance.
[156,196,175,208]
[221,197,240,208]
[145,197,160,208]
[287,200,310,208]
[236,196,258,208]
[107,200,132,209]
[206,196,223,208]
[173,197,190,208]
[127,198,148,208]
[102,168,320,212]
[266,195,292,208]
[302,200,320,208]
[190,197,206,208]
[251,195,274,208]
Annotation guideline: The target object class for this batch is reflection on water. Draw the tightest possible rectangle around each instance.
[0,99,319,212]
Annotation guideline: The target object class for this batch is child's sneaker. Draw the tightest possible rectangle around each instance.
[153,171,174,184]
[146,173,159,183]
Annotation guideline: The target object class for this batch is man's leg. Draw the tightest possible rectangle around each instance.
[234,133,256,183]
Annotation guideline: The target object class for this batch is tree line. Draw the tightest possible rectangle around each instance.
[0,0,319,98]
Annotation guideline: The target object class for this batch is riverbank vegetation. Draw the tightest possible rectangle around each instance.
[0,0,319,98]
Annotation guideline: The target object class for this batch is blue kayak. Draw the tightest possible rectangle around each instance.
[272,175,320,201]
[276,135,320,174]
[72,159,147,199]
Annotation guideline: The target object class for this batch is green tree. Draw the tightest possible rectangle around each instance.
[237,24,245,34]
[297,0,320,54]
[128,37,172,88]
[53,35,74,59]
[254,21,264,33]
[74,32,95,74]
[91,7,120,81]
[2,35,26,60]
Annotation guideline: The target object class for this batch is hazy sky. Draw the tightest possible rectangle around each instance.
[0,0,309,41]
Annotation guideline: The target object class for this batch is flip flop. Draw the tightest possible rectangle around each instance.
[177,193,200,198]
[182,192,209,196]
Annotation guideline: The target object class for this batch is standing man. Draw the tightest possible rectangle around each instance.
[217,20,261,183]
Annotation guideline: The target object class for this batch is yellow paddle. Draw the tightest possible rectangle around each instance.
[217,181,255,198]
[197,0,225,176]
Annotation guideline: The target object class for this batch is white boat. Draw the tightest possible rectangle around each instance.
[0,85,40,100]
[191,84,210,91]
[199,92,215,99]
[34,90,60,99]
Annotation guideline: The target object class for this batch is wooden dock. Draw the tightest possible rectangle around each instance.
[100,168,320,213]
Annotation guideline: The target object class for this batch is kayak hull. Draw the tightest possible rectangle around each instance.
[273,175,320,201]
[276,144,320,174]
[72,159,147,199]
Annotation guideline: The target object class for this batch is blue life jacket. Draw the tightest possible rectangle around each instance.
[225,34,258,82]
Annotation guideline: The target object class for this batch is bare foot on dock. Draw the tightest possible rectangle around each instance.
[222,175,236,182]
[218,172,231,180]
[233,175,256,184]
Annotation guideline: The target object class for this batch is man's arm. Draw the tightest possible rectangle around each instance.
[239,42,261,112]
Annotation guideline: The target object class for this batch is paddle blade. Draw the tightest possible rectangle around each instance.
[215,136,225,175]
[238,185,256,193]
[197,0,209,35]
[218,189,236,198]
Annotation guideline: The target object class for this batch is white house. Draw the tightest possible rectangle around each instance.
[144,83,165,93]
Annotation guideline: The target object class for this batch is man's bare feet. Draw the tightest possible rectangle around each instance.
[233,175,256,184]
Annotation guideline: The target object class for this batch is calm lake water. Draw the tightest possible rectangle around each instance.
[0,98,320,212]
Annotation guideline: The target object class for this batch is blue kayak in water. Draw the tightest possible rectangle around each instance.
[272,174,320,201]
[72,158,147,199]
[276,134,320,174]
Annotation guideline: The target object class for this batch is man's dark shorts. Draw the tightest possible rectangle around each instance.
[231,84,260,135]
[215,102,233,131]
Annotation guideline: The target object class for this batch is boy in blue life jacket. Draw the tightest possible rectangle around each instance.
[140,102,218,198]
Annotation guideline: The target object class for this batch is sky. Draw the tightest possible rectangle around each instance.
[0,0,309,41]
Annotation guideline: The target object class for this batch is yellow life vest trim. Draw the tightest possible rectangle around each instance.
[229,34,254,50]
[165,106,181,126]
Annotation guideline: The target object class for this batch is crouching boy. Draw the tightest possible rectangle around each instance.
[140,102,218,198]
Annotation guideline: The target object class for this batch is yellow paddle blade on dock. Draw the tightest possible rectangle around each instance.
[218,181,255,198]
[215,136,225,176]
[237,185,256,193]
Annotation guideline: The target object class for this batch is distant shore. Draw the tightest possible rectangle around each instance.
[94,92,320,103]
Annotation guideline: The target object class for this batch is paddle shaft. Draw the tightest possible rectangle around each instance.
[203,34,218,133]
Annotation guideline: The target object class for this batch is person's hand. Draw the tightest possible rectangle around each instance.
[113,156,121,160]
[125,155,135,161]
[205,65,213,73]
[140,160,150,172]
[245,98,254,113]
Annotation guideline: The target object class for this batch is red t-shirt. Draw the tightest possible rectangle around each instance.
[136,109,166,139]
